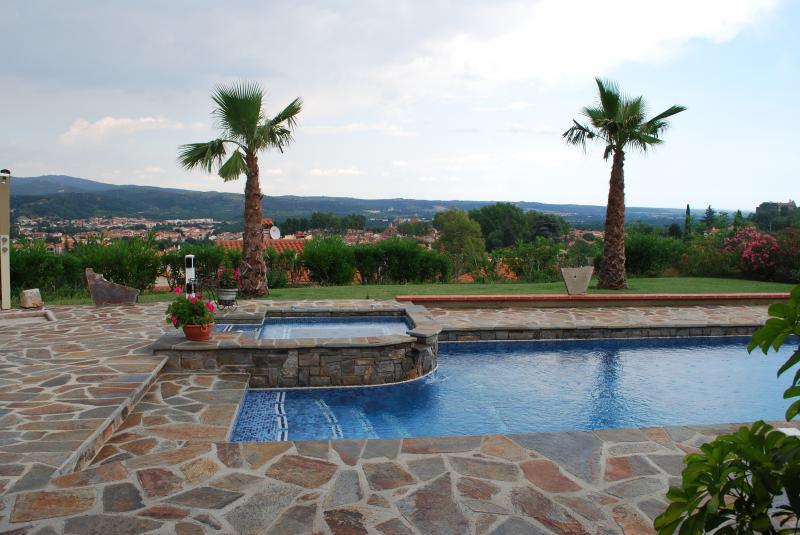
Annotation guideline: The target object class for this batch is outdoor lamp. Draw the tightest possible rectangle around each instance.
[0,169,9,185]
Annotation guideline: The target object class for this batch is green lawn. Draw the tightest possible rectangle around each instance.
[29,277,795,305]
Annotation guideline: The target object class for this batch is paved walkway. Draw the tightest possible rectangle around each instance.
[0,300,786,534]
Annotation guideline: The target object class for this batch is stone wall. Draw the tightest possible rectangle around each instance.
[439,325,757,342]
[158,335,437,388]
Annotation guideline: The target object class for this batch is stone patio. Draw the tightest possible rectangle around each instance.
[0,300,788,534]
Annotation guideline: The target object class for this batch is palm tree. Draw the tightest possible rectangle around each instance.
[563,78,685,289]
[178,82,302,296]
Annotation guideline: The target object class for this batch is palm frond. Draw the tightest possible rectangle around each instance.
[582,106,612,129]
[647,105,687,124]
[595,78,621,119]
[256,97,303,152]
[212,82,264,144]
[267,97,303,130]
[218,150,248,182]
[642,105,687,136]
[620,96,645,127]
[177,140,227,172]
[626,132,663,153]
[562,120,599,149]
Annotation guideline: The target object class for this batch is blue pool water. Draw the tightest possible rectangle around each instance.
[216,315,411,339]
[231,337,796,442]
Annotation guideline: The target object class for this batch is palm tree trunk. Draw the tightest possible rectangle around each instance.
[242,154,268,296]
[598,148,627,289]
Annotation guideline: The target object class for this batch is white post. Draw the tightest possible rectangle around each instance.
[184,254,196,296]
[0,169,10,310]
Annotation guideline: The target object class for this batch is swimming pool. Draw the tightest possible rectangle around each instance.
[231,336,796,441]
[215,315,412,339]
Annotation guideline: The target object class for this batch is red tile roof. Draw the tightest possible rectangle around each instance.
[217,238,307,254]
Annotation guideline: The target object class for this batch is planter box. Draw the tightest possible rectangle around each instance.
[561,266,593,295]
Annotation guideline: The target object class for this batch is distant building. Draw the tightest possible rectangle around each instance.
[755,200,796,218]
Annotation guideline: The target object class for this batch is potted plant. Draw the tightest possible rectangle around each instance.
[216,262,241,305]
[560,241,598,295]
[165,287,216,341]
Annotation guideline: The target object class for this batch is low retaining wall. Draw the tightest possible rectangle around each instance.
[153,303,441,388]
[439,324,757,342]
[154,335,437,388]
[397,293,789,309]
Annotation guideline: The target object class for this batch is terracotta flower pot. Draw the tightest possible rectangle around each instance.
[182,323,214,341]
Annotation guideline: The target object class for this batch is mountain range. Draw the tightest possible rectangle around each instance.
[10,174,694,228]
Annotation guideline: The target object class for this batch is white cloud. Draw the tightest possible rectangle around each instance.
[60,116,205,144]
[305,122,417,137]
[379,0,778,97]
[142,166,165,174]
[264,169,284,176]
[310,167,363,176]
[391,160,409,167]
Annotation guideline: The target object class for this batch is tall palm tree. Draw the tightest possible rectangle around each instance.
[563,78,685,289]
[178,82,302,296]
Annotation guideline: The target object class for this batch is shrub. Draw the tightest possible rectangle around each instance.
[775,228,800,283]
[352,239,449,284]
[161,243,233,289]
[499,238,561,283]
[677,235,740,278]
[10,241,84,294]
[300,237,355,285]
[264,248,302,286]
[353,243,384,284]
[563,239,602,268]
[624,233,685,276]
[726,227,781,280]
[73,237,161,290]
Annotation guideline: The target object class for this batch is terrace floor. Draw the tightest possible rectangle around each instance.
[0,300,791,534]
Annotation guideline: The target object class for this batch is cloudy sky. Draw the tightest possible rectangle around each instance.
[1,0,797,210]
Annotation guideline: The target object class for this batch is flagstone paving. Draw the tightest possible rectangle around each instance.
[0,300,785,533]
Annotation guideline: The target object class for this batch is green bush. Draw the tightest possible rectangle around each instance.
[678,235,740,278]
[300,237,356,285]
[499,238,561,283]
[353,243,384,284]
[352,239,449,284]
[161,244,238,289]
[656,285,800,533]
[10,241,84,294]
[72,237,161,290]
[267,268,289,289]
[624,233,685,276]
[264,248,301,287]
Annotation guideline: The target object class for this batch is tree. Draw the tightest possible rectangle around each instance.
[667,223,682,239]
[733,209,747,230]
[178,82,302,296]
[563,78,685,289]
[432,209,486,276]
[702,205,716,229]
[683,204,692,239]
[468,203,525,251]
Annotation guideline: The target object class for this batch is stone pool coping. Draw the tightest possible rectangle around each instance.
[397,292,790,309]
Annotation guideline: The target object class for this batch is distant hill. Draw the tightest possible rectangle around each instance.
[9,174,691,227]
[11,175,119,195]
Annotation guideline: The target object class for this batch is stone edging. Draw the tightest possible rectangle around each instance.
[439,324,758,342]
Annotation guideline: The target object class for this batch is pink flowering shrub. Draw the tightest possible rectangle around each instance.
[725,227,780,279]
[165,287,215,327]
